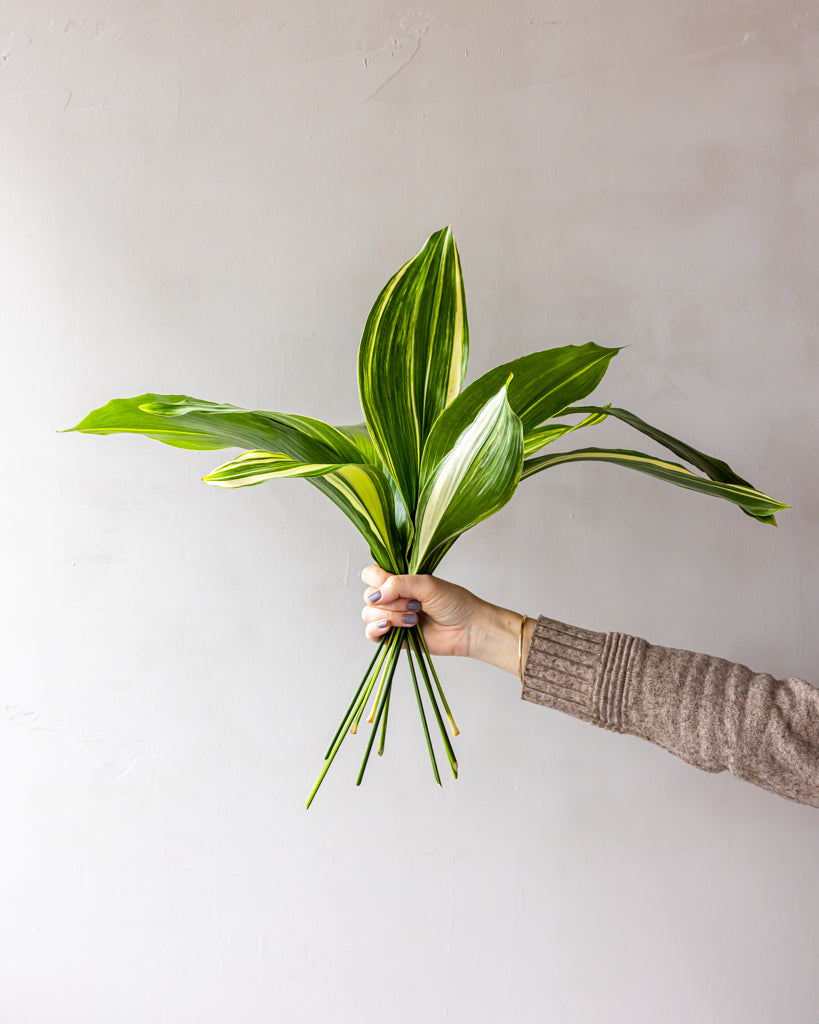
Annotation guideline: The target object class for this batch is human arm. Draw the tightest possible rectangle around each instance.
[361,565,819,809]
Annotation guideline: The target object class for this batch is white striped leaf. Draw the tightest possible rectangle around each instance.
[67,396,404,567]
[521,446,789,521]
[409,380,523,573]
[334,423,381,466]
[66,394,365,464]
[203,450,404,573]
[451,343,620,444]
[523,406,610,456]
[335,422,414,548]
[203,451,347,486]
[358,226,469,514]
[565,404,782,525]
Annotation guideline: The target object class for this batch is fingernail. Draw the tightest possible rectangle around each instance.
[377,620,389,630]
[402,613,417,625]
[368,590,382,603]
[407,599,421,612]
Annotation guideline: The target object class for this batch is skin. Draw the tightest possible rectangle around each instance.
[360,564,537,678]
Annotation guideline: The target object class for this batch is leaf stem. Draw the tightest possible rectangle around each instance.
[408,628,458,779]
[323,635,388,759]
[417,626,460,737]
[307,633,396,808]
[351,634,395,733]
[377,676,393,756]
[406,641,441,786]
[356,649,400,786]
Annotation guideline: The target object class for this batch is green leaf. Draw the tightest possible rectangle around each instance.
[334,423,381,466]
[65,394,364,464]
[67,396,404,568]
[523,405,610,457]
[335,422,413,548]
[358,226,469,514]
[521,446,789,521]
[565,404,783,525]
[453,343,620,441]
[202,450,347,486]
[410,380,523,573]
[203,449,404,572]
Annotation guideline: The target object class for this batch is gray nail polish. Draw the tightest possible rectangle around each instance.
[377,619,389,629]
[402,613,417,625]
[407,599,421,612]
[368,590,382,603]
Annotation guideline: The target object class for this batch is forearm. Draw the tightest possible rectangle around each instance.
[519,614,819,809]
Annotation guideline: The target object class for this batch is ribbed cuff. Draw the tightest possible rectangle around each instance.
[521,615,644,733]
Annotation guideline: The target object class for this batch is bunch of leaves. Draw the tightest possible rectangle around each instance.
[66,227,788,806]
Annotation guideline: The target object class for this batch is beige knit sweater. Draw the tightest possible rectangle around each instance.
[521,615,819,809]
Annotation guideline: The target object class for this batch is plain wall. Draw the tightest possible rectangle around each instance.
[2,2,818,1021]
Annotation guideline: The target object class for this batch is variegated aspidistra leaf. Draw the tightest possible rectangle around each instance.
[462,343,620,433]
[358,226,469,514]
[523,406,610,457]
[409,379,523,573]
[203,450,404,573]
[521,446,788,521]
[565,404,782,525]
[335,422,414,549]
[65,394,365,464]
[203,451,346,486]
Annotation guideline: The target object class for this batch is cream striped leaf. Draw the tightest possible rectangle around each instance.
[451,343,620,445]
[521,446,789,520]
[203,450,403,573]
[358,226,469,514]
[565,404,780,525]
[66,396,403,569]
[65,394,366,464]
[203,451,347,486]
[335,422,414,549]
[523,406,610,456]
[409,380,523,574]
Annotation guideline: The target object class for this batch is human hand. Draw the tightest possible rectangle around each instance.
[360,565,536,676]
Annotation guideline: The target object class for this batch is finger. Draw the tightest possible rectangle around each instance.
[361,606,419,628]
[365,620,391,642]
[362,571,437,608]
[361,564,391,588]
[362,593,423,614]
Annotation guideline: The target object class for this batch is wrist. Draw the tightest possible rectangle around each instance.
[469,602,536,677]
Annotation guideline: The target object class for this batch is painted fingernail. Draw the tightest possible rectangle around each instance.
[368,590,382,603]
[407,599,421,612]
[377,619,389,630]
[402,613,417,625]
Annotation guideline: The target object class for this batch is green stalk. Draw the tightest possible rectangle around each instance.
[417,626,460,737]
[377,676,393,756]
[408,628,458,779]
[323,634,389,759]
[356,649,400,786]
[351,633,395,733]
[366,650,391,723]
[307,634,397,807]
[406,641,441,786]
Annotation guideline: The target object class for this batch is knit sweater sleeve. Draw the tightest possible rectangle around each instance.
[521,615,819,809]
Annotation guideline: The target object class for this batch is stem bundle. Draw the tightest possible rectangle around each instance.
[305,626,458,809]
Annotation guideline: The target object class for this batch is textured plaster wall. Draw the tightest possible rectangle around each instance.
[2,2,818,1022]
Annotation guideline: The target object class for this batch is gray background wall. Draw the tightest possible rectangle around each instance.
[3,2,818,1021]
